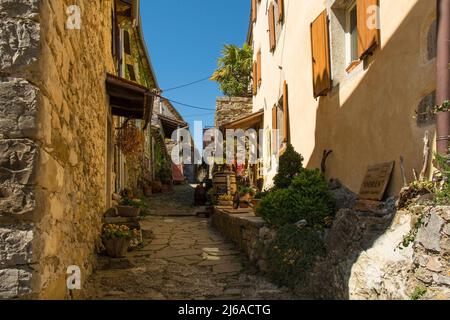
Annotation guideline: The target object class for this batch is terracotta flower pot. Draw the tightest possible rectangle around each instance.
[161,184,172,193]
[116,206,140,218]
[102,237,130,258]
[143,185,152,197]
[152,181,162,193]
[239,194,252,208]
[251,199,261,208]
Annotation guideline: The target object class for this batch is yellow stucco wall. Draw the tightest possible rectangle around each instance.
[252,0,436,195]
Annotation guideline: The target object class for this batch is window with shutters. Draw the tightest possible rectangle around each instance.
[251,0,257,23]
[127,64,136,81]
[346,2,359,64]
[252,61,258,95]
[268,3,276,52]
[268,0,284,53]
[310,10,331,98]
[356,0,380,59]
[276,97,284,150]
[257,50,262,87]
[124,30,131,55]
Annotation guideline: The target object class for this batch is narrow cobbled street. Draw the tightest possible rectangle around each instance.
[84,185,295,300]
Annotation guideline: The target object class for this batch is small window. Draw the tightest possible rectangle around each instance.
[347,2,359,64]
[124,30,131,55]
[127,64,136,81]
[276,99,284,150]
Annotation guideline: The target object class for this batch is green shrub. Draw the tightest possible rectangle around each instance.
[435,152,450,205]
[410,286,427,300]
[265,224,325,288]
[273,143,304,189]
[257,169,335,228]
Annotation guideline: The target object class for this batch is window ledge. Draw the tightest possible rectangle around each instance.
[345,60,361,73]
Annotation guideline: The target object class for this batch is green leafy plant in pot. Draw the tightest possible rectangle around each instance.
[117,197,141,217]
[239,186,255,208]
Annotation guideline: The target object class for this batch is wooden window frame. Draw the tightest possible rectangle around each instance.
[345,1,359,67]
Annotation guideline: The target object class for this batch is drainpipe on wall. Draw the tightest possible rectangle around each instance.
[436,0,450,155]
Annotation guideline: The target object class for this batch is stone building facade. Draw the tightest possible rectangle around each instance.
[215,96,253,128]
[0,0,158,299]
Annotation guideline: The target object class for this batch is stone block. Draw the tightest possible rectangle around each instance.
[0,139,38,185]
[433,274,450,287]
[0,139,38,218]
[0,268,33,299]
[0,17,40,73]
[0,225,34,267]
[426,256,443,273]
[36,150,64,193]
[0,0,39,18]
[0,78,39,138]
[443,223,450,236]
[0,181,35,217]
[416,213,444,252]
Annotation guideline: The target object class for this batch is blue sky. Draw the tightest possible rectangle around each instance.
[140,0,250,134]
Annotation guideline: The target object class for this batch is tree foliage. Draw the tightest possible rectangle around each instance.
[273,143,304,189]
[211,43,253,97]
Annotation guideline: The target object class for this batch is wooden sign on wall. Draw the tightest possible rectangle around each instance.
[358,161,395,201]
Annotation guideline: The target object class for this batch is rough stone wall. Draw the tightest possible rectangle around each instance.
[214,97,253,128]
[212,204,450,300]
[0,0,115,299]
[412,206,450,299]
[210,208,264,260]
[0,0,41,299]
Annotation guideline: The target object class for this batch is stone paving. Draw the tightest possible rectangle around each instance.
[84,185,296,300]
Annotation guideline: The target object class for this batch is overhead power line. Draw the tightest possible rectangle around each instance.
[182,112,216,119]
[160,96,216,111]
[162,76,212,92]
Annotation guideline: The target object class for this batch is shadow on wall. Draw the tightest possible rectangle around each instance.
[306,0,436,299]
[308,0,436,197]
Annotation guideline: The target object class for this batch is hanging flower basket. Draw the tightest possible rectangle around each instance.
[116,121,144,156]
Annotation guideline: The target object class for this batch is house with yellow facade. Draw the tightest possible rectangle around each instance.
[246,0,449,196]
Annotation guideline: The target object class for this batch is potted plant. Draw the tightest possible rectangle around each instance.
[158,165,173,193]
[152,180,162,193]
[239,187,255,208]
[143,184,152,197]
[250,191,266,213]
[218,194,234,207]
[102,224,133,258]
[207,188,218,205]
[117,198,140,217]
